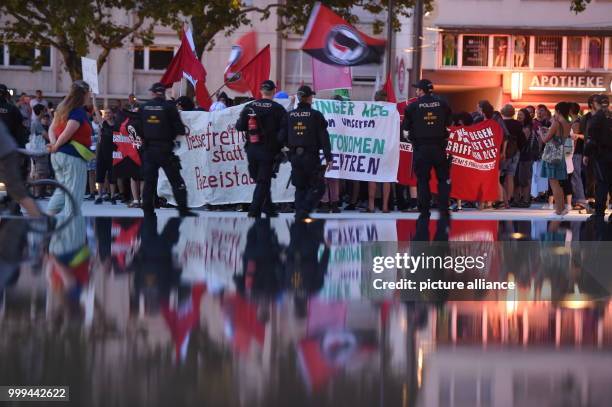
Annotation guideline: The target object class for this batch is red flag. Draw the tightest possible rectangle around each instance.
[160,28,211,109]
[240,45,271,99]
[301,3,386,66]
[224,31,258,93]
[382,71,397,103]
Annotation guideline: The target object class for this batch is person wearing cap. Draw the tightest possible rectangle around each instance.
[46,80,95,217]
[236,80,287,218]
[278,85,332,220]
[402,79,453,218]
[139,82,196,217]
[0,84,28,148]
[584,94,612,220]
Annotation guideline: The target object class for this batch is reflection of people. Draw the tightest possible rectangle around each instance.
[514,36,526,67]
[442,34,456,66]
[494,37,507,67]
[588,38,603,69]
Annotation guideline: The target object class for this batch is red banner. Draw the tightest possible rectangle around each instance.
[398,119,503,201]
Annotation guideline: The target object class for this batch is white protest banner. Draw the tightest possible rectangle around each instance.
[81,57,99,94]
[313,99,400,182]
[158,101,294,207]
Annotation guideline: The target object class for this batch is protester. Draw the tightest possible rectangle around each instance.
[86,105,102,200]
[540,102,571,216]
[364,90,392,213]
[500,104,521,209]
[515,108,537,207]
[210,92,228,111]
[29,90,49,122]
[47,80,94,217]
[126,93,139,111]
[584,94,612,221]
[17,93,32,129]
[449,112,474,211]
[569,102,587,210]
[95,108,117,205]
[578,94,599,211]
[29,104,51,198]
[176,96,195,111]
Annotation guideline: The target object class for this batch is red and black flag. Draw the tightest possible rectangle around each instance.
[301,2,386,66]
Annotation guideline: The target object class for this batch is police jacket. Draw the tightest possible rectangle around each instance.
[140,96,185,151]
[585,109,612,157]
[236,98,286,153]
[279,102,332,162]
[402,94,452,147]
[0,99,27,147]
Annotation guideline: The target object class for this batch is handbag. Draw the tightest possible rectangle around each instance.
[541,137,563,164]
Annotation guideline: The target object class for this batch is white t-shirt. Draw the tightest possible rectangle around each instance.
[209,101,227,112]
[29,98,49,120]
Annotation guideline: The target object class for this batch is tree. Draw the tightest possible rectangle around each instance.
[0,0,180,80]
[570,0,591,12]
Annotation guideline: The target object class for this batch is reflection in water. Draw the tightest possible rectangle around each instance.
[1,216,612,407]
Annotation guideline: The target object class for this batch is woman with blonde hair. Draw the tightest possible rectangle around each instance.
[47,80,94,216]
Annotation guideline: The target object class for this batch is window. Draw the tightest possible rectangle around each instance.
[587,37,604,69]
[441,34,458,66]
[39,46,51,67]
[462,35,489,67]
[134,47,144,70]
[512,35,529,68]
[534,36,562,68]
[566,36,583,68]
[149,46,174,70]
[493,36,509,67]
[0,44,4,66]
[9,44,35,66]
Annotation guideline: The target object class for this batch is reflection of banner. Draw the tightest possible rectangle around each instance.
[398,119,503,200]
[313,99,400,182]
[320,220,397,299]
[158,101,294,206]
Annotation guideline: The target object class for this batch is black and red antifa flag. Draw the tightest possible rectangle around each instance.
[301,2,386,66]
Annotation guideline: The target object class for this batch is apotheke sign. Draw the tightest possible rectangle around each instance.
[524,73,611,93]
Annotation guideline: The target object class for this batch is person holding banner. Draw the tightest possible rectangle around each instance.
[279,85,332,220]
[402,79,452,218]
[139,82,196,217]
[236,80,287,218]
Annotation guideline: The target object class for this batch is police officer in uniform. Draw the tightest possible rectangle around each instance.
[402,79,452,218]
[140,82,196,217]
[236,80,286,218]
[584,94,612,221]
[0,84,27,147]
[279,85,332,220]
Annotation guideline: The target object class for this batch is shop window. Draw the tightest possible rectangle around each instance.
[149,47,174,71]
[587,37,604,69]
[534,36,562,68]
[566,36,583,69]
[441,33,458,66]
[512,35,529,68]
[8,44,35,66]
[462,35,488,67]
[134,47,144,70]
[0,44,4,66]
[39,46,51,67]
[493,36,509,67]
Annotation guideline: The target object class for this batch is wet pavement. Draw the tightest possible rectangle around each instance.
[1,215,612,407]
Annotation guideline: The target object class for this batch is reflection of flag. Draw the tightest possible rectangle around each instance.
[240,45,271,99]
[224,31,257,93]
[312,58,352,91]
[160,28,211,110]
[301,3,385,66]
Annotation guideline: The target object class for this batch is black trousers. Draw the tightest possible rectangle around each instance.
[414,144,451,215]
[592,155,612,216]
[142,149,187,214]
[290,152,325,216]
[246,145,275,214]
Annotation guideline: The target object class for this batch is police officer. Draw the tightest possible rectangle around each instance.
[236,80,286,218]
[279,85,332,220]
[584,94,612,221]
[402,79,452,218]
[0,84,27,147]
[140,82,196,217]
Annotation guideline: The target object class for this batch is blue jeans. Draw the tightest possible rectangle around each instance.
[571,154,586,204]
[47,152,87,217]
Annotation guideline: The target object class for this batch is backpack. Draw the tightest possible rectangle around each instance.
[522,127,541,161]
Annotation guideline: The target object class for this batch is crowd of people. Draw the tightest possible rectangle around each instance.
[0,79,610,221]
